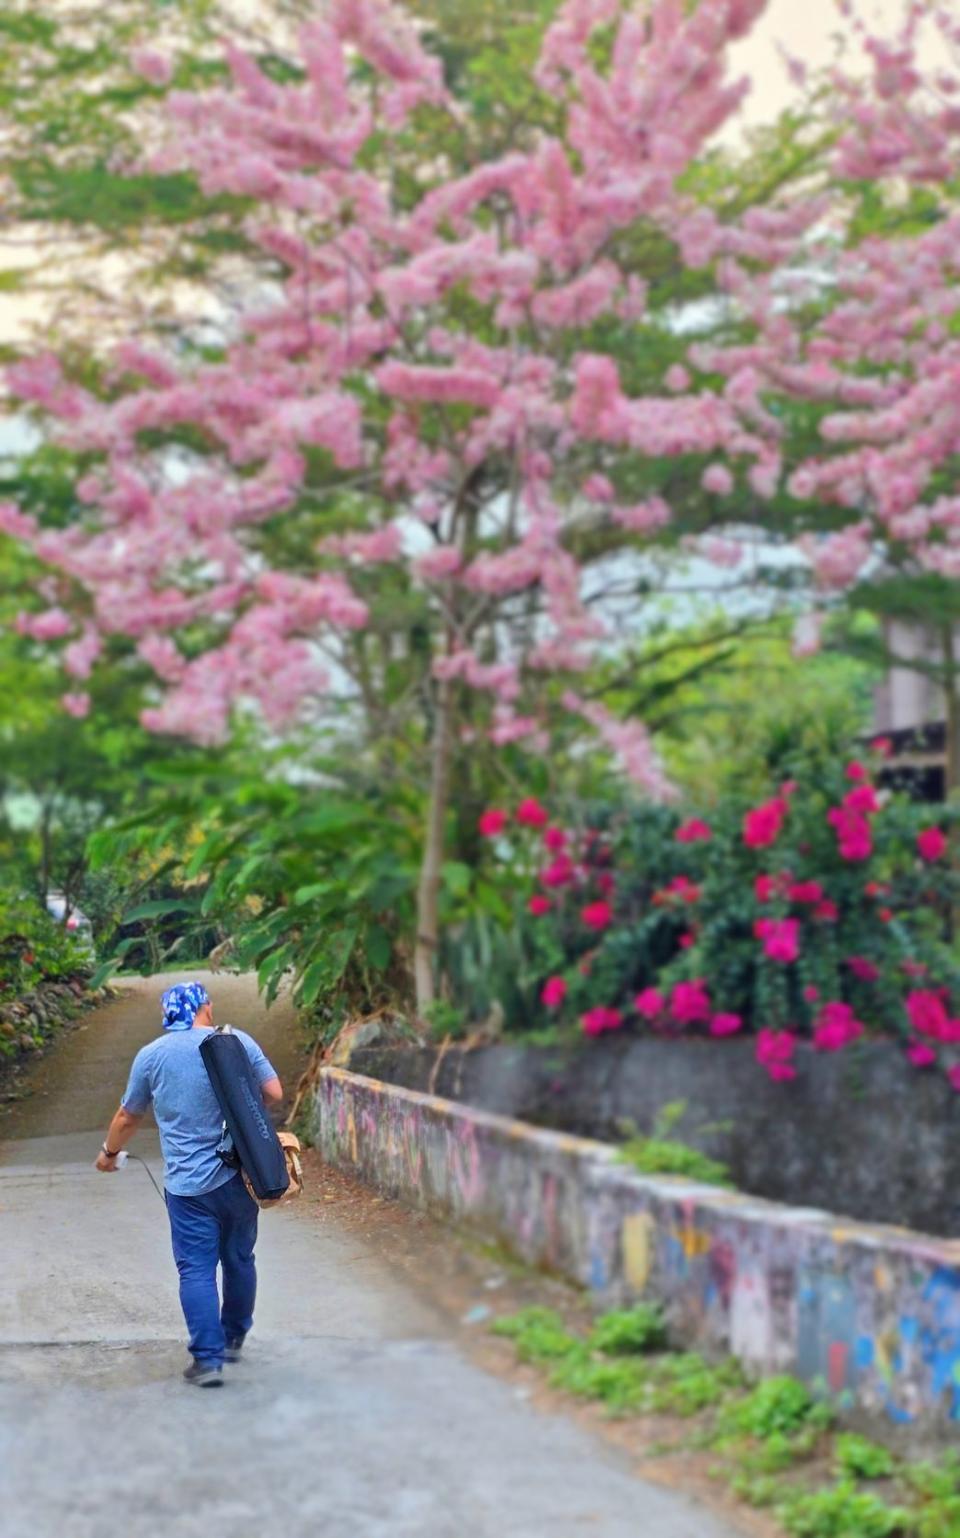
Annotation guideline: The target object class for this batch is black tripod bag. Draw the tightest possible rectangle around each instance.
[199,1026,289,1202]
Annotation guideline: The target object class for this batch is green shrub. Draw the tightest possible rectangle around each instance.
[492,1309,740,1418]
[0,889,88,1009]
[903,1454,960,1502]
[647,1352,745,1415]
[730,1472,783,1508]
[913,1501,960,1538]
[723,1376,834,1440]
[903,1455,960,1537]
[735,1428,819,1473]
[422,998,468,1040]
[781,1483,911,1538]
[913,1496,960,1538]
[589,1304,667,1355]
[618,1133,733,1187]
[490,1307,578,1363]
[88,767,421,1021]
[834,1434,895,1482]
[549,1349,650,1413]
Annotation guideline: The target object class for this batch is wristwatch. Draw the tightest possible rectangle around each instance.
[101,1142,121,1158]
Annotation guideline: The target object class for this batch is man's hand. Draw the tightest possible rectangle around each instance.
[95,1105,144,1172]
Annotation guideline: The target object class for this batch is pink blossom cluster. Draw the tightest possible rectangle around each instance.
[905,991,960,1047]
[813,1001,865,1053]
[827,776,879,862]
[6,0,960,821]
[755,1029,797,1083]
[754,917,800,964]
[562,692,674,798]
[1,0,830,782]
[743,796,788,849]
[581,1006,623,1037]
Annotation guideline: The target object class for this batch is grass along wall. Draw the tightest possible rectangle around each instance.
[314,1067,960,1435]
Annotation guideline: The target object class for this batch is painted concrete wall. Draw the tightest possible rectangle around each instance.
[315,1067,960,1434]
[348,1037,960,1235]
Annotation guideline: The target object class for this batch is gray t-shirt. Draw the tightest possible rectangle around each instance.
[122,1027,276,1197]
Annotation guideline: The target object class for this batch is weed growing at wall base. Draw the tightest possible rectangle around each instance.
[617,1129,733,1188]
[490,1307,578,1365]
[719,1377,835,1441]
[615,1101,734,1187]
[492,1305,743,1418]
[781,1484,911,1538]
[590,1304,667,1355]
[834,1435,895,1483]
[492,1306,960,1537]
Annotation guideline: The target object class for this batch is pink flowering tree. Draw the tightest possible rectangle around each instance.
[2,0,811,1013]
[684,3,960,777]
[5,0,960,1013]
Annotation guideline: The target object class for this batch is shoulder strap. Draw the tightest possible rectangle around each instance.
[202,1023,238,1161]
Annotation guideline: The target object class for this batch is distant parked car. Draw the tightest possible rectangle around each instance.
[45,893,96,960]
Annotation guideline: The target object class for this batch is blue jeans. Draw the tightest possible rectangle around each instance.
[165,1171,259,1367]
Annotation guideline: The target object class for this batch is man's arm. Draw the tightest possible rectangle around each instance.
[95,1106,145,1172]
[96,1045,151,1171]
[236,1030,283,1108]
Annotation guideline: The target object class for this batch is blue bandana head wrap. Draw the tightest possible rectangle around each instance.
[160,981,210,1032]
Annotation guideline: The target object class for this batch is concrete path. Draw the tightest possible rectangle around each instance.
[0,972,742,1538]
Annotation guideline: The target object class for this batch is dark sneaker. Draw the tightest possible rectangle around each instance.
[224,1338,245,1364]
[183,1360,223,1388]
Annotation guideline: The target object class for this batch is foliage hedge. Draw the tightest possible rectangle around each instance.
[0,888,89,1001]
[450,746,960,1087]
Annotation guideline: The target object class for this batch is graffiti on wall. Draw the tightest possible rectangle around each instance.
[317,1069,960,1429]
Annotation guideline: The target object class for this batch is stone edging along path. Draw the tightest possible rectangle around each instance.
[0,975,113,1097]
[313,1067,960,1435]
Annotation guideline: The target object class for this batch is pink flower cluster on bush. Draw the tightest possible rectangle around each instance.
[478,762,960,1091]
[756,1029,797,1082]
[754,917,800,963]
[827,779,878,862]
[743,796,789,849]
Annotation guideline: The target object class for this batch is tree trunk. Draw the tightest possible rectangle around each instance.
[942,626,960,797]
[414,672,454,1018]
[38,801,53,905]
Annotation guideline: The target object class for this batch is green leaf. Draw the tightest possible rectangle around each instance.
[87,956,120,990]
[122,896,199,922]
[144,756,225,782]
[298,958,329,1008]
[442,860,472,896]
[365,924,392,971]
[231,853,265,889]
[293,802,371,836]
[361,871,414,909]
[183,833,227,879]
[293,881,336,905]
[257,945,292,991]
[200,871,231,916]
[297,925,359,1006]
[111,936,145,959]
[474,879,512,925]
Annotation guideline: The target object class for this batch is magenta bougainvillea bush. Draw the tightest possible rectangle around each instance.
[475,750,960,1088]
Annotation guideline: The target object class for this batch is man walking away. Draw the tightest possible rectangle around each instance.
[94,981,283,1387]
